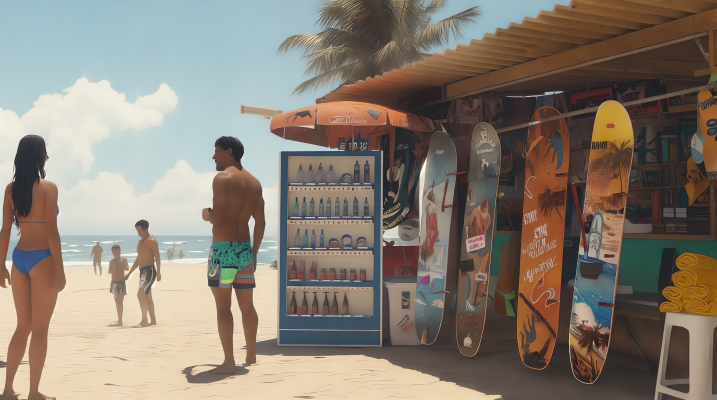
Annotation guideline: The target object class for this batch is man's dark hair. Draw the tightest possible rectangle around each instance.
[111,244,121,251]
[135,219,149,230]
[215,136,244,162]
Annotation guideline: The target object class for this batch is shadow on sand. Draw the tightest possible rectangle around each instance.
[181,365,249,384]
[255,307,656,400]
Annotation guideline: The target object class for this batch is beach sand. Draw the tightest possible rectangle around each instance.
[0,263,655,399]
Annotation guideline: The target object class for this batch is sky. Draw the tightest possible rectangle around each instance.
[0,0,570,236]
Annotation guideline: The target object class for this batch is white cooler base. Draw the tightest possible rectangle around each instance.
[385,281,421,346]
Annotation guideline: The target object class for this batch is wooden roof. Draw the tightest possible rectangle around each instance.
[319,0,717,110]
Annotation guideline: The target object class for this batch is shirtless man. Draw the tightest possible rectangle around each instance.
[108,244,129,326]
[91,241,103,275]
[124,220,162,327]
[203,136,264,372]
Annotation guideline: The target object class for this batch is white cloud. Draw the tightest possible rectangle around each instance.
[56,160,279,237]
[0,77,178,187]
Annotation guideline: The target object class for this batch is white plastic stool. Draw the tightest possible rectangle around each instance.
[655,312,717,400]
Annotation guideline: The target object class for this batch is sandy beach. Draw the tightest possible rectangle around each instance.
[0,262,655,400]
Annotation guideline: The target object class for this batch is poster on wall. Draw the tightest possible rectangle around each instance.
[485,96,505,128]
[614,79,667,116]
[447,96,483,123]
[569,87,612,113]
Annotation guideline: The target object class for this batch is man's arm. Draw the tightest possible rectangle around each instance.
[123,257,129,270]
[108,259,116,274]
[203,174,228,225]
[251,188,266,265]
[151,238,161,281]
[0,184,13,287]
[90,247,95,258]
[125,243,141,280]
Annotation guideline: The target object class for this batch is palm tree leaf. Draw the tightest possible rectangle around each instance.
[415,7,480,51]
[303,46,353,76]
[292,61,362,95]
[422,0,445,15]
[277,34,333,56]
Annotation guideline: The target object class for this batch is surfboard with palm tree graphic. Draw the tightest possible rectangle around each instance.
[517,107,570,369]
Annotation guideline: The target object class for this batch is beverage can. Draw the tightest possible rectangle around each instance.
[360,268,366,281]
[350,268,356,280]
[340,268,347,280]
[329,268,336,280]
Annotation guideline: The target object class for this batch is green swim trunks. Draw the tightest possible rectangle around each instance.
[207,241,255,289]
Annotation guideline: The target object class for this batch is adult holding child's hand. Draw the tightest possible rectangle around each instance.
[0,135,65,400]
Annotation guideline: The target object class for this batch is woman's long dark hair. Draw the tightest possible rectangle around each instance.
[11,135,47,228]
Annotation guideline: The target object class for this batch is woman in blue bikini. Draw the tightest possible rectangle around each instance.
[0,135,66,400]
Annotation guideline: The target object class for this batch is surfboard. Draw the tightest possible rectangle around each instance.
[455,123,500,356]
[415,131,457,345]
[516,107,570,370]
[697,78,717,180]
[568,100,634,384]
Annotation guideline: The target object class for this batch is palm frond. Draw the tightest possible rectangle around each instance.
[277,34,332,56]
[292,61,362,95]
[303,46,353,76]
[422,0,445,15]
[415,7,480,51]
[370,40,422,72]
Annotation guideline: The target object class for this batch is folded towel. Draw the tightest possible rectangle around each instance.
[663,286,684,303]
[660,301,683,313]
[672,268,717,288]
[676,253,717,271]
[683,298,717,316]
[684,285,717,302]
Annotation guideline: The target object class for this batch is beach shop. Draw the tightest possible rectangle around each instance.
[270,1,717,398]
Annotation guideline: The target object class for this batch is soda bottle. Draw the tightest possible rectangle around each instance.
[298,260,306,280]
[306,163,315,183]
[363,197,369,217]
[309,261,317,279]
[293,198,298,216]
[301,197,307,217]
[302,229,308,248]
[343,197,348,217]
[342,293,349,315]
[316,163,324,183]
[301,292,308,314]
[353,160,360,183]
[364,160,370,183]
[309,198,315,217]
[327,163,335,184]
[289,292,297,314]
[335,197,340,217]
[319,229,324,248]
[311,292,318,315]
[310,229,316,248]
[353,197,358,216]
[296,163,304,184]
[319,198,324,217]
[322,292,329,314]
[326,197,332,217]
[294,229,300,247]
[289,260,297,279]
[331,292,339,314]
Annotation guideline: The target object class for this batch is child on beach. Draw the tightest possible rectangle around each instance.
[108,244,129,326]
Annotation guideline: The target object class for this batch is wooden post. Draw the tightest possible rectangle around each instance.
[695,30,717,77]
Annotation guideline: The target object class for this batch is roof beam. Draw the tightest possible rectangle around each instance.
[551,5,650,30]
[466,40,538,58]
[441,49,518,67]
[536,12,632,36]
[446,8,717,99]
[456,44,534,63]
[520,18,614,40]
[504,23,596,45]
[571,1,675,25]
[574,0,690,19]
[619,0,716,14]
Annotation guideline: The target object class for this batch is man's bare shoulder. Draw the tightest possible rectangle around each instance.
[242,169,262,190]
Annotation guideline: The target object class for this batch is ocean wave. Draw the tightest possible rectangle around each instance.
[188,251,204,253]
[101,241,115,244]
[62,250,82,253]
[258,249,268,252]
[266,246,277,250]
[69,245,78,247]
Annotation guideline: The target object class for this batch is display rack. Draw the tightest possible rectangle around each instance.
[278,151,382,346]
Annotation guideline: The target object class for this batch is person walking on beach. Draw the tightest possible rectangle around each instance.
[179,248,184,260]
[91,241,103,275]
[108,244,129,326]
[166,246,172,262]
[124,220,161,327]
[203,136,264,371]
[0,135,66,400]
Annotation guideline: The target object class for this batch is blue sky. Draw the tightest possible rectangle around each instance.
[0,0,569,235]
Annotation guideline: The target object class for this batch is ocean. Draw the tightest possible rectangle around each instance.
[4,235,279,268]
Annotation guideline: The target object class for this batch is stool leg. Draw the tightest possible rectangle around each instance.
[688,318,715,399]
[655,321,674,400]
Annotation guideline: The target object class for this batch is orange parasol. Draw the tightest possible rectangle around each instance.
[269,101,435,150]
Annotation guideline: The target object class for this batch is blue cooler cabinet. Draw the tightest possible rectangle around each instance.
[278,151,383,346]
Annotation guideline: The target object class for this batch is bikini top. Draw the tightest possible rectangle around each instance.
[17,205,59,224]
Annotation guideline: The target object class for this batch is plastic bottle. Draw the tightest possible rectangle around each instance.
[289,292,297,314]
[301,197,307,217]
[322,292,329,314]
[316,163,324,183]
[293,198,298,217]
[311,229,316,248]
[294,229,300,247]
[364,160,370,183]
[335,197,340,217]
[353,197,358,216]
[327,163,335,183]
[319,229,324,248]
[326,198,332,217]
[331,292,339,314]
[302,229,308,248]
[301,292,308,314]
[363,197,369,217]
[309,198,315,217]
[343,197,348,217]
[342,293,349,315]
[296,163,304,184]
[306,163,315,183]
[319,198,324,217]
[353,161,360,183]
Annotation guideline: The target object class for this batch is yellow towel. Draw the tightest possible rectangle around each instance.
[672,268,717,288]
[660,301,683,313]
[663,286,684,302]
[684,285,717,302]
[685,157,711,206]
[676,252,717,271]
[683,299,717,316]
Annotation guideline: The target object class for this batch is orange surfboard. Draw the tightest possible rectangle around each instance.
[698,87,717,181]
[516,107,570,370]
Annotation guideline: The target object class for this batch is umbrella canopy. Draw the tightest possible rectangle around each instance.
[270,101,435,150]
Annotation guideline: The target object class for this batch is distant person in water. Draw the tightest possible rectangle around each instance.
[179,249,184,260]
[166,247,172,262]
[124,220,161,327]
[91,241,103,275]
[108,244,129,326]
[0,135,66,400]
[203,136,264,371]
